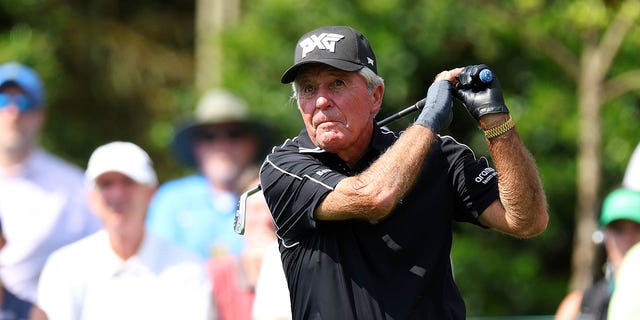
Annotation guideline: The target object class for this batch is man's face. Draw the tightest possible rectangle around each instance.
[88,172,154,234]
[193,123,259,188]
[604,219,640,269]
[0,85,43,156]
[295,65,382,155]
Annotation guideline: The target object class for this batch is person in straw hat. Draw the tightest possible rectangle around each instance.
[146,89,271,259]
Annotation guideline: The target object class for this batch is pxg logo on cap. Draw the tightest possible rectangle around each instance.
[281,26,377,83]
[299,33,345,58]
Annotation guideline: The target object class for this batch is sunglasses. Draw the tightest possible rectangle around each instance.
[0,93,37,112]
[195,128,251,142]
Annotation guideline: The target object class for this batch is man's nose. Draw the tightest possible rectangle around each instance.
[315,86,334,110]
[0,103,22,118]
[315,96,331,110]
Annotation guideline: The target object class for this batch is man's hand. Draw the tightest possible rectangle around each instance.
[414,80,453,134]
[453,64,509,121]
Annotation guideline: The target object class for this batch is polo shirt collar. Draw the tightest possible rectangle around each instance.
[296,124,392,155]
[97,231,154,277]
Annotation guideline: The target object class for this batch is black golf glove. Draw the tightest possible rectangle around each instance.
[414,80,453,134]
[454,64,509,121]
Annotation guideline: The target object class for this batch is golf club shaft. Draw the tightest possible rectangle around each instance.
[234,97,429,234]
[377,98,426,127]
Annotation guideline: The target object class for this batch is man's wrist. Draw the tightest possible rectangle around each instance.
[479,113,510,130]
[482,114,514,139]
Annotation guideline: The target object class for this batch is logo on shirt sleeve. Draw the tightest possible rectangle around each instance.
[316,169,332,176]
[475,167,497,184]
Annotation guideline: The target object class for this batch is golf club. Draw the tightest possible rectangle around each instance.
[233,67,494,234]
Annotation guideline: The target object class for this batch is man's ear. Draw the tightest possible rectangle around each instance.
[370,84,384,116]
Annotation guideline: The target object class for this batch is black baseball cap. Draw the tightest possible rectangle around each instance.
[281,26,377,84]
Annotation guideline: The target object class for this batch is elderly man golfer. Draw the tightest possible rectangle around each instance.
[259,25,548,319]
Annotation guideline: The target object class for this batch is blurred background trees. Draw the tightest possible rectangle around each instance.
[1,0,639,316]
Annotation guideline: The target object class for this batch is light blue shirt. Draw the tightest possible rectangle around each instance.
[146,175,244,259]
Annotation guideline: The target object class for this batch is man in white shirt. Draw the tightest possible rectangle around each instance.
[0,61,100,318]
[37,141,212,320]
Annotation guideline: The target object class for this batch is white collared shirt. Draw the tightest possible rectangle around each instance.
[37,230,212,320]
[0,149,101,303]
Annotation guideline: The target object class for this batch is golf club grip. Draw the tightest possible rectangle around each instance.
[376,68,492,127]
[479,68,493,84]
[456,67,494,89]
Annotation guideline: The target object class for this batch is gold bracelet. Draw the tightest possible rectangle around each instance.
[483,115,515,139]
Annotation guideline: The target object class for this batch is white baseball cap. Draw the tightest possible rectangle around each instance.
[86,141,158,187]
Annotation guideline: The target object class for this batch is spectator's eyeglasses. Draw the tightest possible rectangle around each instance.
[195,128,250,142]
[0,93,36,112]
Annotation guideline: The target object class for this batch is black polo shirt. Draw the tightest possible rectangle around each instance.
[259,125,499,320]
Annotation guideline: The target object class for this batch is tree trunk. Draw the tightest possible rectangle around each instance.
[195,0,241,91]
[570,45,603,291]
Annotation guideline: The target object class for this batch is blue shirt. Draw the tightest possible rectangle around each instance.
[146,175,244,259]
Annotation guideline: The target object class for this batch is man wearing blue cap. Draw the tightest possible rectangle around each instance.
[0,61,101,319]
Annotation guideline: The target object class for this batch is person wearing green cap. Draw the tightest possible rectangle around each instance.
[607,188,640,319]
[556,188,640,320]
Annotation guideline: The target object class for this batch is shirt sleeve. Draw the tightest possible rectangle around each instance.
[260,149,346,245]
[441,136,499,224]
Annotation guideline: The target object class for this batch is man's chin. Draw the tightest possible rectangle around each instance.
[0,139,28,153]
[316,140,346,153]
[208,169,242,187]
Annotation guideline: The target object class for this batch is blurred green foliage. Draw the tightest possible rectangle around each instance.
[1,0,639,316]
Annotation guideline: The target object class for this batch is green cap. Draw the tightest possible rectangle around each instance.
[600,188,640,227]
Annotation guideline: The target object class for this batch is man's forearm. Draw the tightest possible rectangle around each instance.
[316,125,437,221]
[482,114,549,237]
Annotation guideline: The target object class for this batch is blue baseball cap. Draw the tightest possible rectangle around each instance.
[0,62,45,108]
